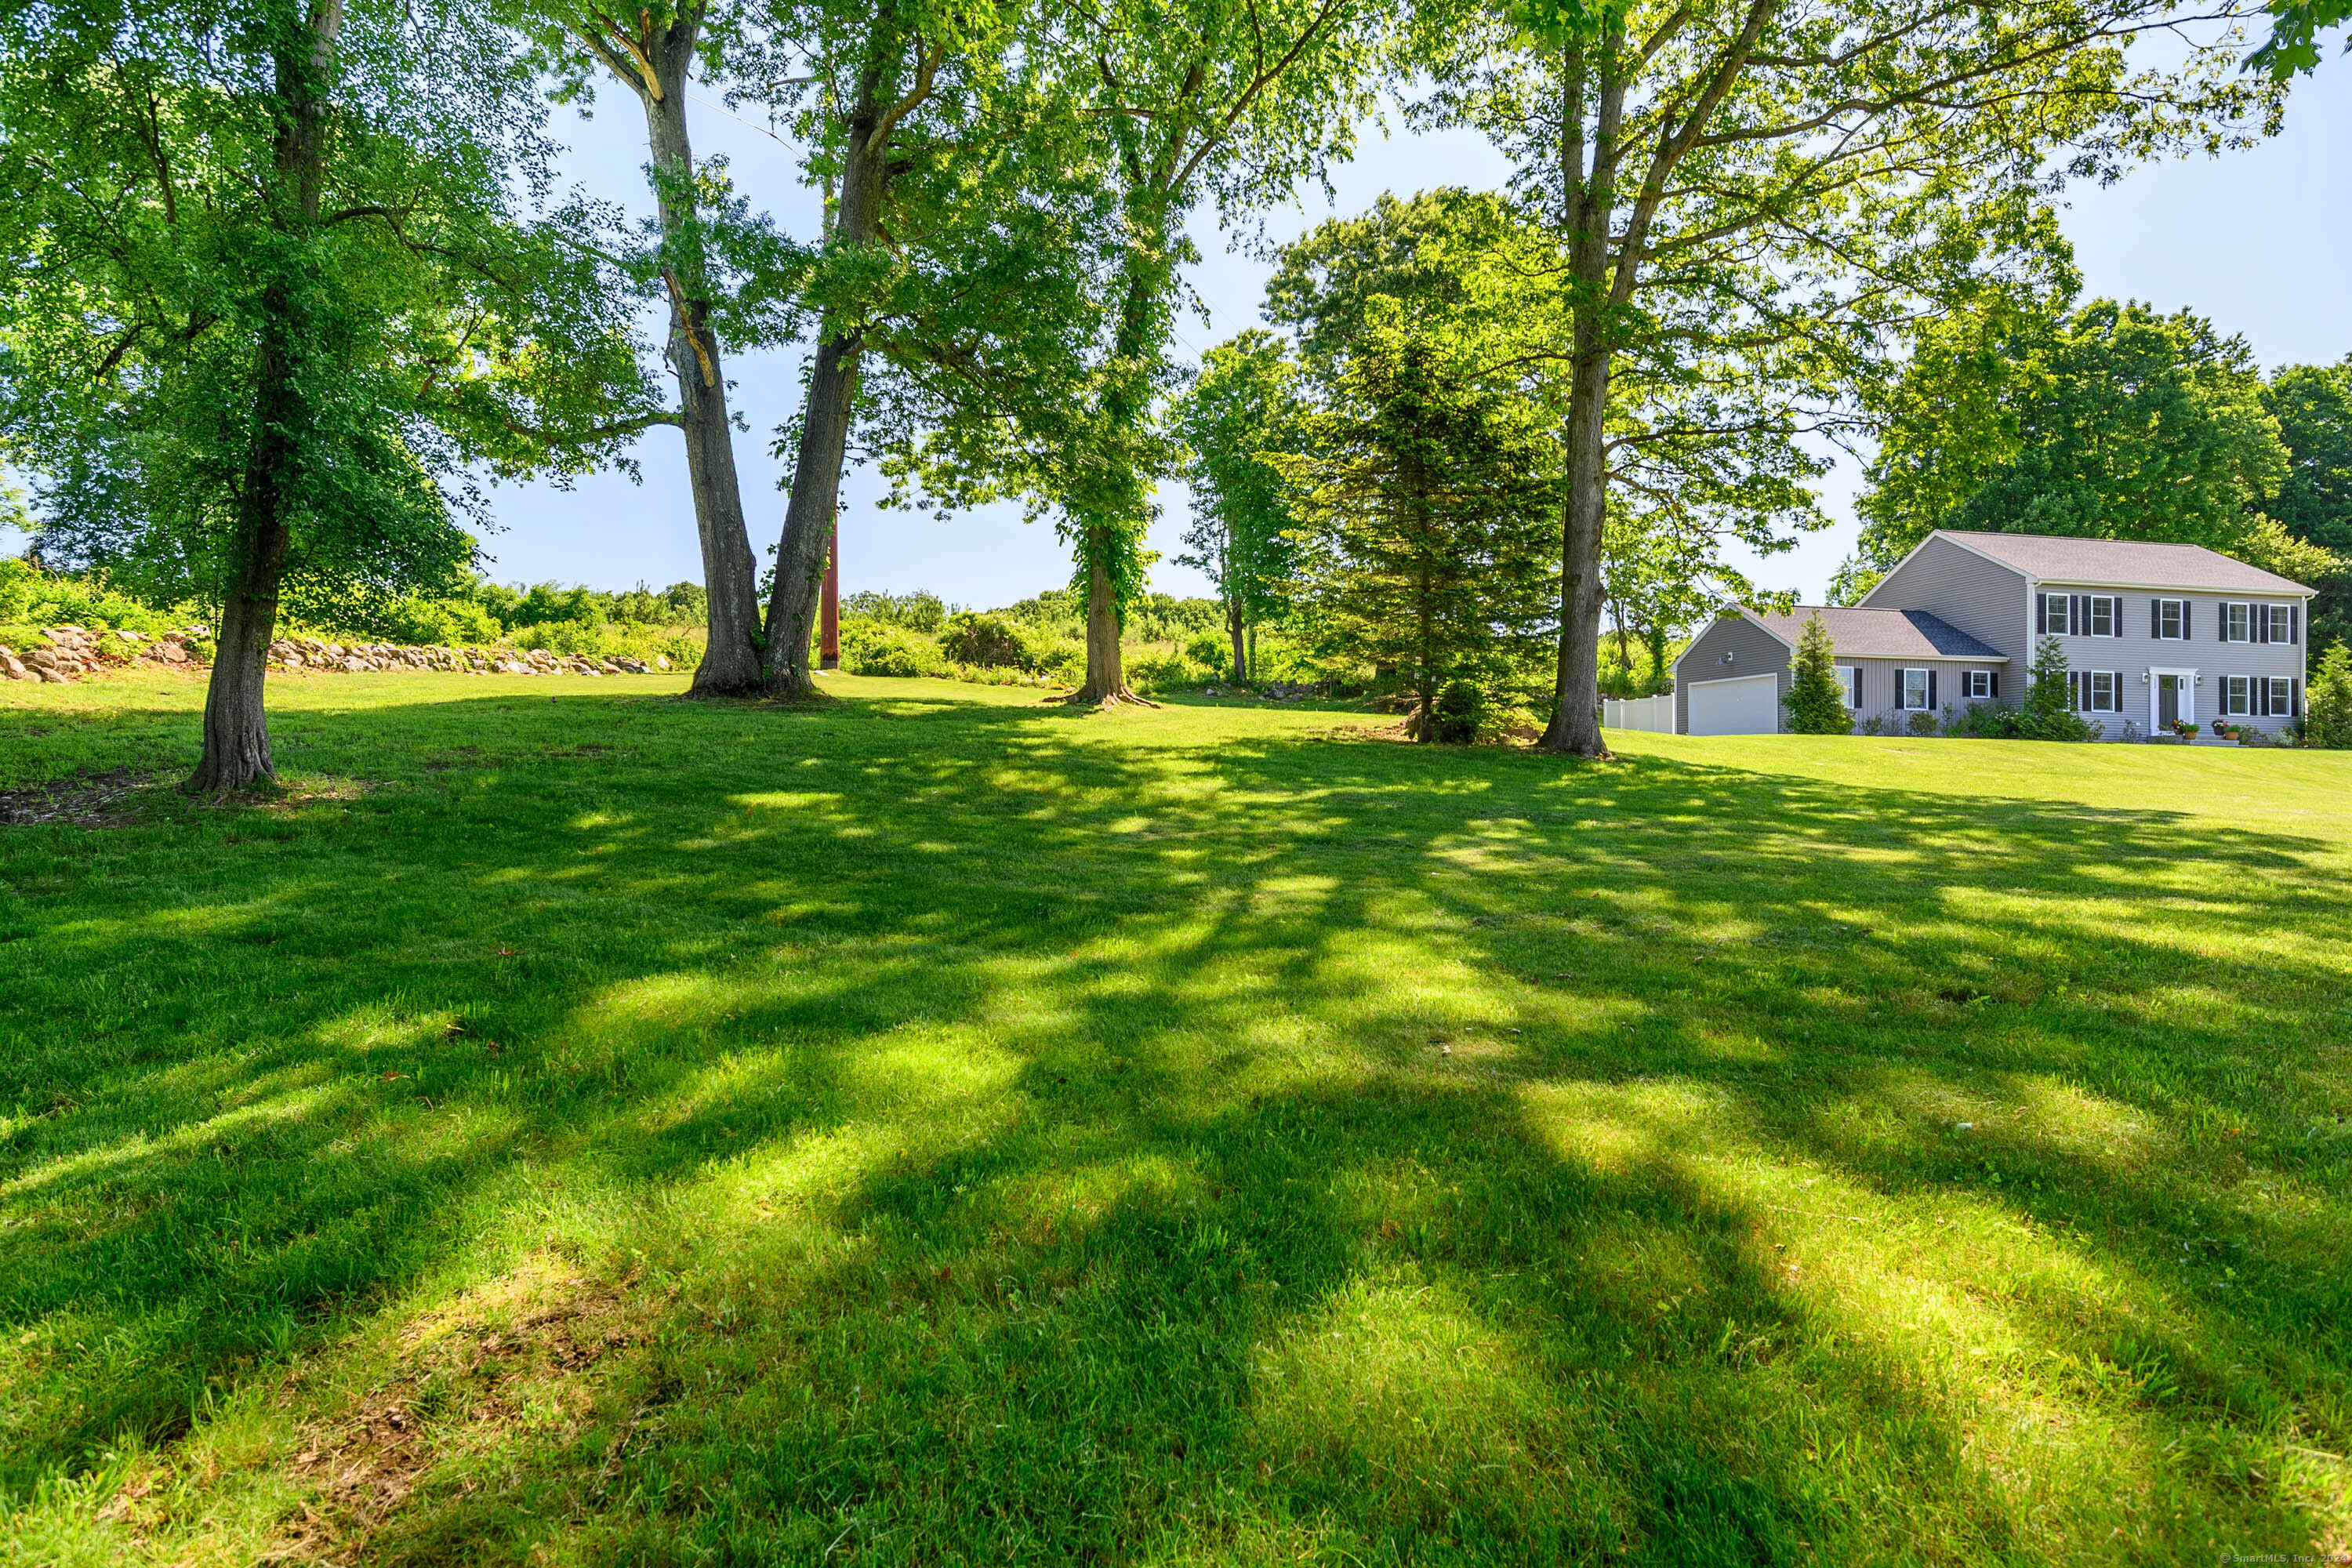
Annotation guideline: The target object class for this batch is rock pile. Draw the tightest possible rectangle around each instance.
[1,626,205,683]
[267,637,665,678]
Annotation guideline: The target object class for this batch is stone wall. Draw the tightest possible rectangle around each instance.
[2,626,671,684]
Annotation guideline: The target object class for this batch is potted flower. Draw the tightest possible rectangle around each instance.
[2169,719,2198,741]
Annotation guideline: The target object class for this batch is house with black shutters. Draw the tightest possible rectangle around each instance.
[1668,530,2315,739]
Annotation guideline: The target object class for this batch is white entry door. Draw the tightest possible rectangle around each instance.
[1686,672,1781,735]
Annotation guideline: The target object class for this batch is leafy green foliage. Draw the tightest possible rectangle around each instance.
[1853,295,2341,590]
[1283,323,1560,740]
[2306,641,2352,748]
[840,590,951,635]
[1172,332,1308,681]
[839,619,949,678]
[2248,0,2352,77]
[1782,617,1853,734]
[939,612,1032,669]
[2261,356,2352,648]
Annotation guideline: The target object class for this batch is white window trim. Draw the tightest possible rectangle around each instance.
[1965,670,1993,701]
[2269,677,2294,716]
[2223,602,2251,644]
[2089,670,2117,713]
[2089,596,2117,637]
[2156,599,2186,640]
[2223,675,2250,716]
[1834,664,1860,708]
[1898,668,1931,711]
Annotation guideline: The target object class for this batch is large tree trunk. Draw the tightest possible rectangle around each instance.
[1539,46,1617,760]
[1227,596,1247,684]
[764,331,861,697]
[641,71,764,695]
[764,51,929,696]
[1540,339,1612,757]
[188,462,292,793]
[187,0,339,792]
[1063,553,1138,704]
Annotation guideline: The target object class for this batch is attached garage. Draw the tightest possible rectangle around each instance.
[1686,671,1782,735]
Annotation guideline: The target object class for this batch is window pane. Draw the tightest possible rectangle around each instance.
[1902,670,1927,709]
[2091,598,2113,637]
[2159,601,2181,638]
[2272,678,2292,713]
[2270,605,2290,641]
[2092,672,2114,711]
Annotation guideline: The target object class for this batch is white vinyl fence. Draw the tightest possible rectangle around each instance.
[1602,694,1675,733]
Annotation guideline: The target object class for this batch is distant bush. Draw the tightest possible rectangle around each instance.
[1127,652,1218,693]
[843,590,950,633]
[840,619,948,678]
[940,612,1031,669]
[0,558,187,641]
[1185,630,1230,670]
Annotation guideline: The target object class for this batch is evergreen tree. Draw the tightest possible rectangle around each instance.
[1782,616,1852,734]
[2019,635,2092,742]
[1283,321,1558,742]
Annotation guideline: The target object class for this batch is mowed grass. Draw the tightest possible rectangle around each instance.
[1,668,2349,1566]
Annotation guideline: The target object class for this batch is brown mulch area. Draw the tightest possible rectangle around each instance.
[0,768,159,827]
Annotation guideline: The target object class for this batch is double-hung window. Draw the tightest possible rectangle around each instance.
[2223,602,2251,642]
[2223,675,2251,716]
[1965,670,1994,701]
[1898,669,1931,710]
[2088,596,2116,637]
[1835,665,1861,709]
[2089,671,2116,712]
[2154,598,2187,639]
[2040,593,2070,634]
[2267,604,2296,644]
[2266,677,2295,717]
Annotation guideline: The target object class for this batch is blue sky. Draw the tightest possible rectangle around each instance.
[11,64,2347,607]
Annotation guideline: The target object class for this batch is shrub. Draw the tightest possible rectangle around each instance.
[940,612,1029,669]
[1860,713,1887,736]
[1906,710,1941,736]
[1127,653,1216,693]
[840,619,947,678]
[842,590,949,633]
[2307,642,2352,749]
[1432,680,1486,743]
[1185,630,1231,670]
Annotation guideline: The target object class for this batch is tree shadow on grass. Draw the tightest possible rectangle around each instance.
[1,685,2347,1560]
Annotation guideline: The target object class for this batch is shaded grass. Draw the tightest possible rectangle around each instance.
[1,667,2349,1564]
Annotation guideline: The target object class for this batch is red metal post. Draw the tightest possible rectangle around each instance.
[819,511,840,670]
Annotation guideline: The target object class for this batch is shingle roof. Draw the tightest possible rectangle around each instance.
[1746,606,2007,662]
[1932,530,2314,594]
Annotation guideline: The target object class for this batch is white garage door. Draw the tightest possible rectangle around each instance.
[1686,672,1781,735]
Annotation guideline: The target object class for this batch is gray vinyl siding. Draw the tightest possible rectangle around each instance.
[1842,658,2006,735]
[2031,583,2312,739]
[1862,536,2031,698]
[1673,613,1792,734]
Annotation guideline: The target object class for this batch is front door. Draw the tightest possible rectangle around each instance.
[2158,675,2180,728]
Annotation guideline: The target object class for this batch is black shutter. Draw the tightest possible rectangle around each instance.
[1989,671,2000,699]
[2293,605,2300,644]
[2038,593,2049,635]
[2259,604,2270,644]
[2151,598,2160,638]
[1929,669,1937,710]
[2183,601,2192,640]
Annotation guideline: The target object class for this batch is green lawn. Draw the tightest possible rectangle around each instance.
[2,669,2348,1565]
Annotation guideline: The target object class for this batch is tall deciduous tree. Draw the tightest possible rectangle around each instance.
[1038,0,1387,706]
[1282,319,1559,740]
[0,0,660,789]
[1171,330,1305,682]
[1421,0,2280,757]
[746,0,1113,698]
[537,0,774,694]
[2263,356,2352,648]
[1849,293,2340,589]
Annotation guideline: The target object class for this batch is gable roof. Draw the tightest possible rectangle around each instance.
[1929,530,2314,594]
[1746,605,2008,662]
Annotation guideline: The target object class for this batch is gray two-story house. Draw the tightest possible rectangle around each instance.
[1671,530,2317,739]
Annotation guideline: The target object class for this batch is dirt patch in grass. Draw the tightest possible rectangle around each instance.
[269,1254,665,1562]
[0,768,160,826]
